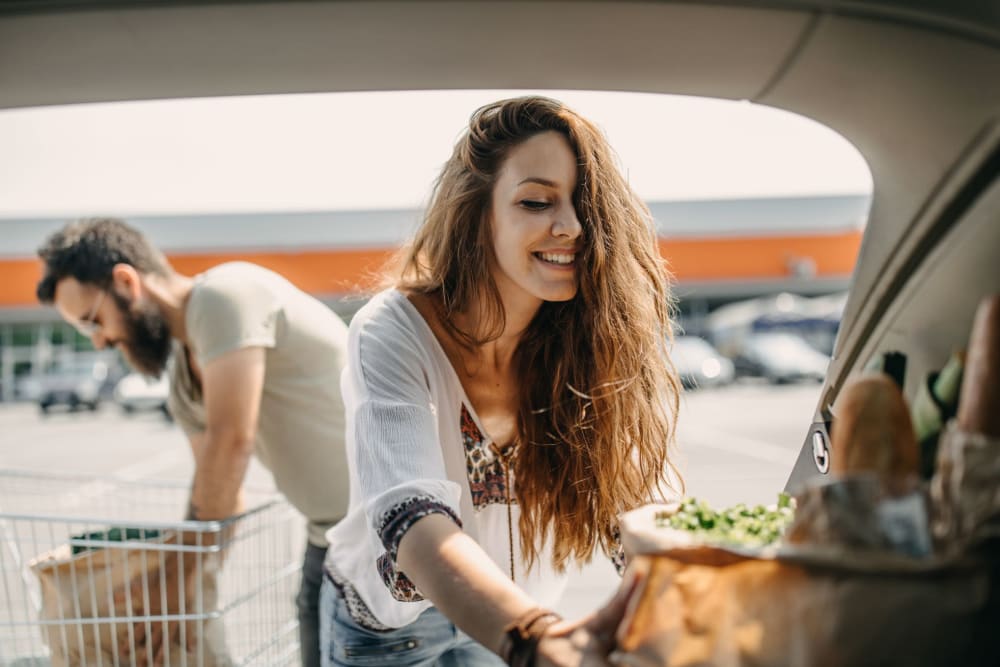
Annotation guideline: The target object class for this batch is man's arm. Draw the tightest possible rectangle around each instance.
[187,346,265,521]
[117,347,265,665]
[183,432,245,521]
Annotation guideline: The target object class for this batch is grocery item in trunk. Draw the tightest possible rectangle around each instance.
[956,294,1000,437]
[615,483,996,667]
[654,495,795,550]
[912,349,964,479]
[829,373,920,484]
[613,302,1000,666]
[614,547,992,667]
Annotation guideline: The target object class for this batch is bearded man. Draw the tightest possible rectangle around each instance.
[36,217,348,667]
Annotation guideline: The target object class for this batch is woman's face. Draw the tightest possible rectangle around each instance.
[489,131,583,311]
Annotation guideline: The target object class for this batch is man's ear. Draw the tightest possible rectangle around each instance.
[110,263,142,301]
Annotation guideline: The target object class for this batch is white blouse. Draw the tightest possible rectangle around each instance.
[323,289,570,630]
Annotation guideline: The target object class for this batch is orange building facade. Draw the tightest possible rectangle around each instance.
[0,194,867,312]
[0,194,867,399]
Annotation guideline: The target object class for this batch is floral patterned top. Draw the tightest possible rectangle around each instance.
[323,289,622,631]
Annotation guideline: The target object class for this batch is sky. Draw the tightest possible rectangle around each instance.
[0,90,873,218]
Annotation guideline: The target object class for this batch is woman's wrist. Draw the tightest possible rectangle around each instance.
[497,607,563,667]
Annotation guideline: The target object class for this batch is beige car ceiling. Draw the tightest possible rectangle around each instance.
[2,1,999,408]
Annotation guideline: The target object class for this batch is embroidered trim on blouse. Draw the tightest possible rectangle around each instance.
[461,403,516,510]
[376,553,424,602]
[323,565,393,632]
[376,495,462,602]
[610,523,627,576]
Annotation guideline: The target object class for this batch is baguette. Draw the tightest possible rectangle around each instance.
[957,294,1000,437]
[831,373,920,480]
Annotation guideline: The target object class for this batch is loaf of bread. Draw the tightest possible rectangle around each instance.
[831,373,920,480]
[957,294,1000,437]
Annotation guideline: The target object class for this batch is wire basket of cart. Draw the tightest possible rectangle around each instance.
[0,469,305,666]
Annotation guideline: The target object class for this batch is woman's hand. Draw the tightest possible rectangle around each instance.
[535,566,643,667]
[535,625,615,667]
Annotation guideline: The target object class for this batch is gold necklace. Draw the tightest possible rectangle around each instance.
[500,445,515,582]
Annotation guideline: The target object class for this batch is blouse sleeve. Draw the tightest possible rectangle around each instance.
[609,523,627,576]
[345,297,464,576]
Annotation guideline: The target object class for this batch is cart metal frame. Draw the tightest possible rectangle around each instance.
[0,470,304,666]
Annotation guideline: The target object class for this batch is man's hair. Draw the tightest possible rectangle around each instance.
[36,218,171,304]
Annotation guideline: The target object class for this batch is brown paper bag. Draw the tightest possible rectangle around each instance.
[613,421,1000,667]
[615,549,994,667]
[30,531,232,667]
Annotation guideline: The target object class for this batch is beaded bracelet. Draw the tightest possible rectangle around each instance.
[498,607,563,667]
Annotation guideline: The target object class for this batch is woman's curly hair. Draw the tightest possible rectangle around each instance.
[398,96,682,571]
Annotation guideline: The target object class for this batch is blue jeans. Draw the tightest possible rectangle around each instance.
[319,577,505,666]
[298,542,327,667]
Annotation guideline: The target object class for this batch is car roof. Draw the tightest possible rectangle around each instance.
[2,0,998,484]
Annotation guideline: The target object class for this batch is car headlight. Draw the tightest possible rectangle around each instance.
[701,358,722,379]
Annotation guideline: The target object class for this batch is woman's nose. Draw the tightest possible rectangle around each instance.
[553,206,582,239]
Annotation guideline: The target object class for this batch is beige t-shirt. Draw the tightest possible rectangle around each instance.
[168,262,349,546]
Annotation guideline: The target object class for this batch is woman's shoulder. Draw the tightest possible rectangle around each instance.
[346,289,457,399]
[349,289,436,354]
[351,288,411,327]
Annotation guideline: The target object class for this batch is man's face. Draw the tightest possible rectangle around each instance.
[54,277,172,377]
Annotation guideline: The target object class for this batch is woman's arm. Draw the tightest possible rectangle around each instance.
[397,513,536,653]
[397,513,636,666]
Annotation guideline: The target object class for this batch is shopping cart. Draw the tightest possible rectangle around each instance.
[0,470,305,666]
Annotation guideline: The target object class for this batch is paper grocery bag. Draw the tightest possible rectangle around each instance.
[615,548,995,667]
[30,530,232,667]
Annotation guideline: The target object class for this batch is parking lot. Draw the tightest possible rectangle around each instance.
[0,380,819,619]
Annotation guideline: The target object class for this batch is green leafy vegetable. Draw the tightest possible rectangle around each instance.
[655,493,795,548]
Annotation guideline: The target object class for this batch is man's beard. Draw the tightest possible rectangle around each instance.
[111,292,173,377]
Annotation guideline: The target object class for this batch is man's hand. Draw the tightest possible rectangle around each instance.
[113,533,207,666]
[535,566,644,667]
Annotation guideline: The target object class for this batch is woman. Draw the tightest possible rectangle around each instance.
[321,96,682,666]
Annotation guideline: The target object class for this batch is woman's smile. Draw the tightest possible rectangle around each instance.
[532,250,576,270]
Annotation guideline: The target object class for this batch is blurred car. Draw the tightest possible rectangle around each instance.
[733,333,829,384]
[14,374,44,402]
[672,335,735,389]
[114,372,170,417]
[37,359,109,413]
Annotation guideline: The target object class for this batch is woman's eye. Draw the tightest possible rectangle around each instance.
[520,200,550,211]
